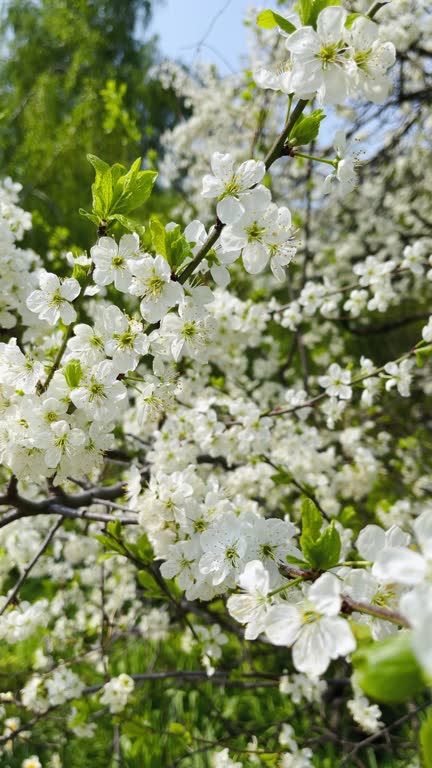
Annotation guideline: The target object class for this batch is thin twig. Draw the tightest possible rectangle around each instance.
[0,517,63,616]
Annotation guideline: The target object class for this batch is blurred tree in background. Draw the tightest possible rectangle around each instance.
[0,0,182,252]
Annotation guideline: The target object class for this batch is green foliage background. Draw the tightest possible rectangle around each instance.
[0,0,182,253]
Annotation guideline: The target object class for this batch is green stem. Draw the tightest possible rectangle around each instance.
[269,576,304,597]
[295,152,336,167]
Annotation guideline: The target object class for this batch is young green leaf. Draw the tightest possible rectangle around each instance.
[87,153,113,218]
[108,213,146,238]
[308,0,341,28]
[256,9,296,34]
[150,216,167,257]
[353,632,426,703]
[300,497,322,542]
[300,498,341,569]
[297,0,340,27]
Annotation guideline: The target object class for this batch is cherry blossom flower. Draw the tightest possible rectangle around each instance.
[286,7,353,105]
[26,272,80,325]
[202,152,266,224]
[348,16,396,103]
[221,187,296,276]
[381,359,414,397]
[128,254,184,322]
[318,363,352,400]
[265,573,356,676]
[91,233,140,292]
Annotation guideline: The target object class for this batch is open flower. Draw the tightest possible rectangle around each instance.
[91,233,140,292]
[318,363,352,400]
[70,360,127,421]
[26,272,80,325]
[202,152,266,224]
[265,573,356,676]
[286,7,353,105]
[221,187,296,277]
[348,16,396,103]
[199,513,249,586]
[128,254,184,323]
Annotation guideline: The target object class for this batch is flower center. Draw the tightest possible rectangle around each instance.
[225,545,239,564]
[246,222,264,242]
[89,381,106,401]
[50,289,65,307]
[183,322,197,339]
[146,275,165,297]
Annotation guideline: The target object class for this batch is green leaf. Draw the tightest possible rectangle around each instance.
[114,161,158,215]
[308,0,341,28]
[296,0,340,27]
[297,0,313,25]
[107,519,122,539]
[300,498,322,542]
[346,12,363,29]
[256,10,296,34]
[64,359,83,389]
[137,570,164,598]
[87,153,113,218]
[94,535,125,555]
[353,632,426,703]
[165,226,192,269]
[79,208,99,226]
[300,498,341,569]
[135,535,154,563]
[150,216,167,257]
[420,710,432,768]
[285,554,310,567]
[338,505,357,527]
[108,213,146,238]
[288,109,326,147]
[303,521,342,570]
[150,218,192,269]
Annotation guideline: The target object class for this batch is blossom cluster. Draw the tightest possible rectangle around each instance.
[0,2,431,765]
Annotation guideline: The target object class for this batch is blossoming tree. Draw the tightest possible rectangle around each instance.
[0,1,431,766]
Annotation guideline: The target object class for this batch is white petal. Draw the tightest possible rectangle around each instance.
[309,573,341,616]
[317,6,347,45]
[40,272,60,292]
[60,278,80,301]
[413,510,432,559]
[217,196,244,225]
[286,28,320,58]
[242,242,269,274]
[237,159,265,188]
[202,174,224,199]
[210,152,234,183]
[184,220,206,244]
[238,560,270,595]
[292,624,331,676]
[265,603,302,646]
[357,525,386,561]
[372,548,427,585]
[26,290,46,313]
[59,303,77,325]
[210,264,230,287]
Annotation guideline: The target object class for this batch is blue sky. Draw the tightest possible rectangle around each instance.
[149,0,262,74]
